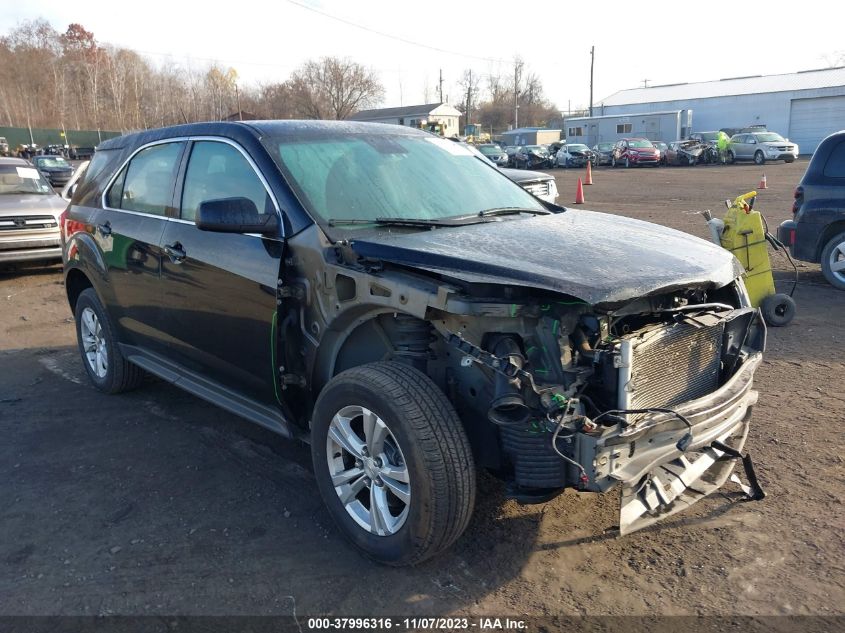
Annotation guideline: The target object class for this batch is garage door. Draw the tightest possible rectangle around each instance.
[789,96,845,154]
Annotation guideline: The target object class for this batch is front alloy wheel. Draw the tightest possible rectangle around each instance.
[754,150,765,165]
[326,405,411,536]
[312,361,476,566]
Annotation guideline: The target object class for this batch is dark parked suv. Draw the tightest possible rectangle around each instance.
[62,121,765,565]
[778,130,845,290]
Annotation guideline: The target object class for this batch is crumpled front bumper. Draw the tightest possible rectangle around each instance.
[576,351,763,534]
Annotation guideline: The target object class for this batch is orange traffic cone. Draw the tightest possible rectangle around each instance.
[758,174,768,189]
[584,160,593,185]
[575,177,585,204]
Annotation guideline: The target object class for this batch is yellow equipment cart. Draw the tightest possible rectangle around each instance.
[703,191,796,326]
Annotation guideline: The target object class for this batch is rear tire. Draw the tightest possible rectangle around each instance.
[760,293,796,327]
[74,288,143,394]
[821,231,845,291]
[311,362,476,566]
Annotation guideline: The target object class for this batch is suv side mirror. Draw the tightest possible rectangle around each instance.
[196,197,279,235]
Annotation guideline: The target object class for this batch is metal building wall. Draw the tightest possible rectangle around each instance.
[599,86,845,152]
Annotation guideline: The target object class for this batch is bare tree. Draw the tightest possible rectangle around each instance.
[288,57,383,120]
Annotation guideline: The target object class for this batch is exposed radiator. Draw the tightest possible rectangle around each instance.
[617,320,724,417]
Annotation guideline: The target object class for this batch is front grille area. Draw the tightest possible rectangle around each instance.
[621,321,724,415]
[521,181,550,198]
[0,216,58,231]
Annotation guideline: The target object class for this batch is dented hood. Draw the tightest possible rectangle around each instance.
[350,210,743,306]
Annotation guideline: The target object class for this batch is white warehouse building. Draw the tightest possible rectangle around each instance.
[595,67,845,153]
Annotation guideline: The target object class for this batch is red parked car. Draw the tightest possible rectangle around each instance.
[611,138,661,167]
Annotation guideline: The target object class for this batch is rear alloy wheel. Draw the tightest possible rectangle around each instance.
[754,150,765,165]
[74,288,143,393]
[821,231,845,290]
[311,361,476,566]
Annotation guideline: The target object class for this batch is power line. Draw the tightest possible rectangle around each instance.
[284,0,510,64]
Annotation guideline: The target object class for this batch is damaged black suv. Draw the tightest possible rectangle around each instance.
[62,121,765,565]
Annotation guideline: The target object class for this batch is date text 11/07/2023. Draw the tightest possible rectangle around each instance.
[306,617,528,630]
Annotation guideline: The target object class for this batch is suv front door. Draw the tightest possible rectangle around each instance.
[157,138,284,404]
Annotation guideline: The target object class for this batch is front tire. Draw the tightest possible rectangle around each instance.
[74,288,143,394]
[821,231,845,290]
[754,150,765,165]
[727,150,736,164]
[311,362,476,566]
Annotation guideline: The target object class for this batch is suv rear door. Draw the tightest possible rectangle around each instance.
[157,138,284,404]
[733,134,752,159]
[99,140,186,351]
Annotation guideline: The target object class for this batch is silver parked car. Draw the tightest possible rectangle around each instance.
[475,143,509,166]
[728,132,799,165]
[0,157,68,264]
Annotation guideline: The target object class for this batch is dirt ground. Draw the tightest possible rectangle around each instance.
[1,159,843,618]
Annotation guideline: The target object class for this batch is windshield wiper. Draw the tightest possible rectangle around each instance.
[327,208,550,228]
[475,207,551,217]
[328,217,472,228]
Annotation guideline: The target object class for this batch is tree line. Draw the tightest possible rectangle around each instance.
[0,18,560,134]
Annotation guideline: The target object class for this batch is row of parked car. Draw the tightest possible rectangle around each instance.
[475,129,800,171]
[0,138,96,161]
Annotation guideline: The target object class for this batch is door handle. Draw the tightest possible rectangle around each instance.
[164,242,186,263]
[97,222,112,237]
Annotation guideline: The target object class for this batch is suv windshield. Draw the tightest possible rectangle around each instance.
[266,133,546,227]
[35,157,70,168]
[628,140,654,148]
[755,133,786,143]
[0,165,54,195]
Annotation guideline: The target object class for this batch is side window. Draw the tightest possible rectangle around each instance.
[823,140,845,178]
[106,142,183,215]
[180,141,272,222]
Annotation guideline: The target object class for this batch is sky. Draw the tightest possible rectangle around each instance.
[2,0,843,114]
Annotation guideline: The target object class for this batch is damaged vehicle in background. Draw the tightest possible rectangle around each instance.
[62,121,765,566]
[665,140,707,166]
[513,144,552,169]
[462,143,558,204]
[553,143,594,168]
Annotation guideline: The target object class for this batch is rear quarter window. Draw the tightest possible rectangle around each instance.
[822,140,845,178]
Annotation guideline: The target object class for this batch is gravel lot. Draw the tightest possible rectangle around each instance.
[1,159,843,617]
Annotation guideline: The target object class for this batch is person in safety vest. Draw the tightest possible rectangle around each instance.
[717,131,731,164]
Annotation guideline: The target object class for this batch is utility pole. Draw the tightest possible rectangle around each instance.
[235,83,242,121]
[513,59,522,129]
[438,69,444,103]
[465,69,472,133]
[589,46,595,117]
